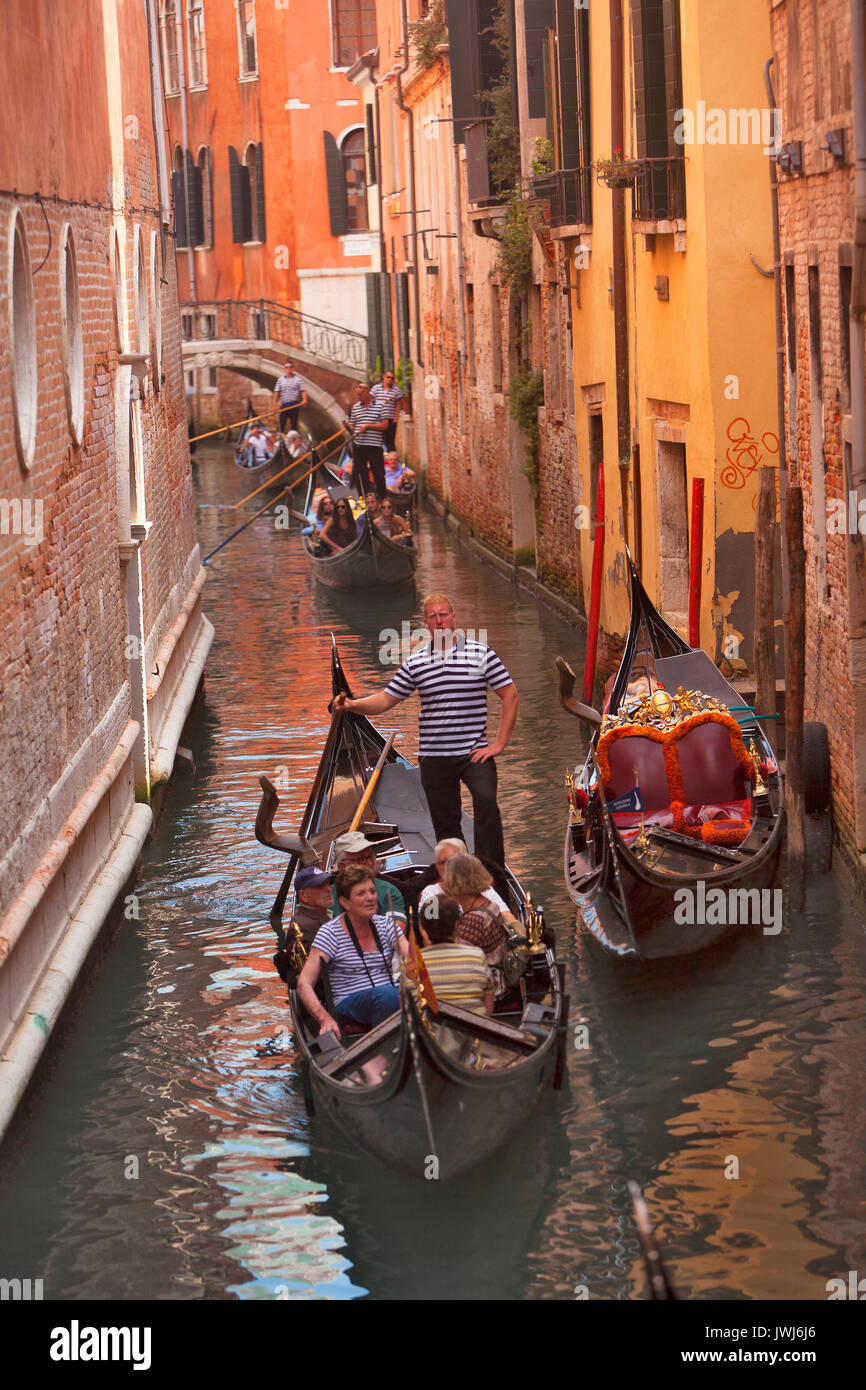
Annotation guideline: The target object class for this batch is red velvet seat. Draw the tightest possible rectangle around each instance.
[677,722,750,805]
[605,735,670,813]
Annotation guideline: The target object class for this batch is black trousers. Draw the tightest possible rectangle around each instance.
[279,403,301,434]
[419,755,505,870]
[354,443,387,498]
[383,418,397,451]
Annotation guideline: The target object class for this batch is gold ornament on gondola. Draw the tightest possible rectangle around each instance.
[602,684,731,733]
[286,918,308,974]
[524,889,546,955]
[565,767,583,822]
[652,689,673,718]
[748,738,768,796]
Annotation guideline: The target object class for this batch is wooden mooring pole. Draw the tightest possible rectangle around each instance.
[754,466,777,750]
[786,484,806,908]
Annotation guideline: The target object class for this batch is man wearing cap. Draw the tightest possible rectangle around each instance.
[330,831,407,929]
[292,866,334,952]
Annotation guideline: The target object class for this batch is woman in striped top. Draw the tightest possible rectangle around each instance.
[419,896,494,1016]
[298,865,408,1036]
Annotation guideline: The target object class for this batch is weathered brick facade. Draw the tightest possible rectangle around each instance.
[770,0,866,851]
[0,0,212,1137]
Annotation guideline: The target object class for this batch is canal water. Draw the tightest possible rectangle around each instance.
[2,442,865,1301]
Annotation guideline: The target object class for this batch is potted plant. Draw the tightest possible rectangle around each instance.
[595,149,641,188]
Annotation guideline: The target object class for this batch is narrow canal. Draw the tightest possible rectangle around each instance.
[2,442,865,1301]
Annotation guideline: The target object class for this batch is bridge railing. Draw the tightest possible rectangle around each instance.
[180,299,369,373]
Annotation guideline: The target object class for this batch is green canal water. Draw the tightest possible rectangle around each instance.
[1,443,865,1300]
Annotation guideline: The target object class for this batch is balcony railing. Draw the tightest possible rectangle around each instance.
[179,299,369,372]
[523,167,594,229]
[632,157,686,224]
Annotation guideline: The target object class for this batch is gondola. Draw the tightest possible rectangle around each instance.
[254,642,567,1180]
[301,459,417,589]
[557,560,784,959]
[233,420,287,487]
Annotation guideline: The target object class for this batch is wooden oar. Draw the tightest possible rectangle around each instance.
[348,733,395,832]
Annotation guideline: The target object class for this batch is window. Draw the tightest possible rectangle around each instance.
[490,284,502,393]
[135,228,149,355]
[342,129,369,231]
[9,209,37,470]
[194,147,213,246]
[228,144,266,243]
[181,310,195,338]
[237,0,257,77]
[161,0,180,94]
[332,0,377,68]
[187,0,207,86]
[630,0,685,221]
[60,225,84,445]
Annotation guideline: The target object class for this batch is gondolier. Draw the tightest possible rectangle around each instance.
[273,361,307,434]
[371,370,406,452]
[346,382,387,498]
[332,592,518,869]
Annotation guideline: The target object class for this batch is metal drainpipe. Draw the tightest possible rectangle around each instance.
[610,0,631,546]
[763,60,790,641]
[850,0,866,497]
[373,75,387,277]
[452,137,467,434]
[397,0,423,368]
[174,6,196,302]
[144,0,171,227]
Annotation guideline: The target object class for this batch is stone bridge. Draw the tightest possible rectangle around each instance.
[181,299,368,435]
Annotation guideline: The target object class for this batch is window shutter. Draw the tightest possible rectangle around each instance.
[365,104,377,185]
[229,146,245,244]
[366,272,383,370]
[188,153,204,248]
[172,168,188,248]
[255,141,267,243]
[324,132,349,236]
[395,272,410,364]
[378,272,394,367]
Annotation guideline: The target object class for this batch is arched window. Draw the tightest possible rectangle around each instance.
[187,0,207,87]
[237,0,258,77]
[61,225,84,443]
[341,129,369,231]
[195,146,213,247]
[8,209,37,470]
[161,0,180,93]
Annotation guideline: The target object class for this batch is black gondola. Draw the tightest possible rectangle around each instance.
[234,420,287,487]
[301,459,417,589]
[557,561,784,959]
[255,642,567,1180]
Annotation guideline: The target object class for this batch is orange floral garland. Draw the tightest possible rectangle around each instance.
[597,710,755,839]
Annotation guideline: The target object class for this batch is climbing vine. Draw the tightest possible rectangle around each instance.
[508,367,545,495]
[408,0,447,71]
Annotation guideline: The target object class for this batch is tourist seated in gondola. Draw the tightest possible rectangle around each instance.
[319,497,358,552]
[291,866,333,952]
[441,853,520,998]
[418,896,494,1016]
[374,497,411,540]
[297,865,408,1036]
[242,423,274,467]
[419,839,518,926]
[364,491,380,521]
[384,451,415,492]
[284,429,307,460]
[330,831,408,932]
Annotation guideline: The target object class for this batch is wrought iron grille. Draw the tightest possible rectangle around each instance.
[632,157,686,223]
[180,299,369,371]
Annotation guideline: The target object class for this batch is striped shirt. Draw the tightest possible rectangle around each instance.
[275,373,305,405]
[371,381,404,419]
[384,637,513,756]
[311,912,402,1005]
[421,943,493,1014]
[349,399,386,450]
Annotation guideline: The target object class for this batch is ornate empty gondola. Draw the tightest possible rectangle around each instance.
[254,642,567,1180]
[301,459,417,589]
[557,562,784,959]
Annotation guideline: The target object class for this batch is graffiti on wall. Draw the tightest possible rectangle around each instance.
[721,417,779,490]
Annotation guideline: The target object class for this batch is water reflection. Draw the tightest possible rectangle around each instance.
[0,441,864,1301]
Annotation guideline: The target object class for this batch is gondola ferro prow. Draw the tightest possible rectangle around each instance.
[555,656,602,727]
[255,776,319,861]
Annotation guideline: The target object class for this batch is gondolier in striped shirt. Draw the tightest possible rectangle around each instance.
[332,592,518,869]
[345,382,388,498]
[370,370,406,452]
[273,361,307,435]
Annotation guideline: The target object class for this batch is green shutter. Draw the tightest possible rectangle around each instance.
[172,169,188,248]
[324,132,348,237]
[188,154,204,248]
[366,272,383,370]
[395,272,410,363]
[365,104,377,185]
